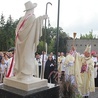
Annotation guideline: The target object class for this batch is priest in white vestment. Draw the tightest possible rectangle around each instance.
[62,47,83,95]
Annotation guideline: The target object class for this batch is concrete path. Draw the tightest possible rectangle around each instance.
[89,87,98,98]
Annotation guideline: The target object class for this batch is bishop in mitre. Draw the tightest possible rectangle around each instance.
[79,45,95,98]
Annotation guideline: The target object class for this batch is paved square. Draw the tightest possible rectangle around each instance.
[89,88,98,98]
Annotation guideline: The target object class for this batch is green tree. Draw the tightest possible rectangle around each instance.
[0,13,5,27]
[80,30,97,39]
[39,27,68,54]
[48,39,55,53]
[0,14,19,51]
[3,15,15,50]
[0,13,5,50]
[37,40,45,54]
[0,14,68,53]
[54,30,68,54]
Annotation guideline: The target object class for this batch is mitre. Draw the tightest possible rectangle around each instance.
[84,44,91,53]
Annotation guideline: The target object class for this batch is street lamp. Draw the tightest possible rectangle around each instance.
[41,2,52,79]
[56,0,60,70]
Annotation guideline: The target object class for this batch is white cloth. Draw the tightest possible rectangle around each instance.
[61,57,66,71]
[6,57,15,77]
[0,63,7,73]
[62,54,75,74]
[52,55,55,60]
[94,67,97,78]
[34,59,39,77]
[4,59,9,66]
[41,54,48,66]
[68,61,74,67]
[92,56,97,63]
[14,12,45,77]
[36,58,42,66]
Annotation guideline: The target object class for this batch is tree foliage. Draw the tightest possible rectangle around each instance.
[80,30,98,39]
[0,14,19,51]
[53,27,68,54]
[37,27,68,54]
[0,13,68,54]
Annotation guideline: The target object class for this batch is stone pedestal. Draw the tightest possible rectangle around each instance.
[0,83,59,98]
[3,77,48,91]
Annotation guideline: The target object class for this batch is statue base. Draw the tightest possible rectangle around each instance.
[3,77,48,91]
[0,83,59,98]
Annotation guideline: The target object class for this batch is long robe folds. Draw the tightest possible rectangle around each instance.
[15,14,44,76]
[63,53,82,90]
[80,56,95,96]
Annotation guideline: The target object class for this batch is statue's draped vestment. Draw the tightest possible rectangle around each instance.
[15,14,44,76]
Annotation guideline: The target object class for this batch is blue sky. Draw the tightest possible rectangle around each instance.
[0,0,98,38]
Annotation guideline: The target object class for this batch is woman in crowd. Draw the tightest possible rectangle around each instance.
[44,55,55,83]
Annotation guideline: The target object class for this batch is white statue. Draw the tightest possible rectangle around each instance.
[14,1,48,81]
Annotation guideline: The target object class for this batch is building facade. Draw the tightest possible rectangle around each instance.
[67,39,98,54]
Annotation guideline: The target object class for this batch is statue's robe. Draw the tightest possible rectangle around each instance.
[14,14,44,77]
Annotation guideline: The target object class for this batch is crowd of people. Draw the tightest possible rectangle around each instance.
[0,52,14,82]
[35,45,98,98]
[0,45,98,98]
[57,45,98,98]
[0,1,97,98]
